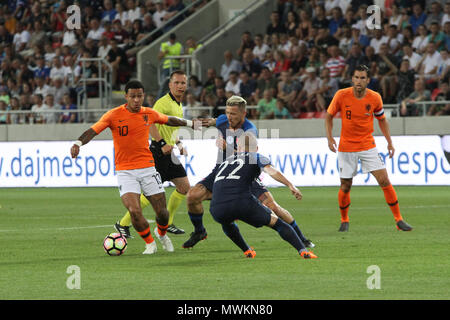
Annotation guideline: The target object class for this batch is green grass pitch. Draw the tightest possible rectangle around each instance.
[0,186,449,300]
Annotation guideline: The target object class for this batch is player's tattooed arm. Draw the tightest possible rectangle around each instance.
[70,128,98,158]
[165,116,203,129]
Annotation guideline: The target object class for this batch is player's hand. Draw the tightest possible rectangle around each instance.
[216,136,226,150]
[192,119,203,130]
[178,144,188,156]
[161,144,173,155]
[327,137,337,153]
[290,186,303,200]
[387,143,395,158]
[200,118,215,127]
[70,144,80,158]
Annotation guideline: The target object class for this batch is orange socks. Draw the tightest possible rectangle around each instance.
[338,189,351,222]
[137,227,154,244]
[157,223,168,237]
[382,184,403,222]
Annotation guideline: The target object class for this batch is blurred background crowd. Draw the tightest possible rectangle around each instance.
[0,0,449,124]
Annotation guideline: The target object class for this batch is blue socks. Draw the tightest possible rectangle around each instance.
[188,212,205,233]
[222,222,250,252]
[272,218,306,252]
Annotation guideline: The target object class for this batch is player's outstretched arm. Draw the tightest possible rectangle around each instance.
[263,165,302,200]
[378,117,395,158]
[165,116,204,129]
[325,112,337,153]
[71,128,98,158]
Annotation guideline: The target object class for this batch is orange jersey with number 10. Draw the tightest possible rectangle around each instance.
[91,104,169,171]
[327,87,386,152]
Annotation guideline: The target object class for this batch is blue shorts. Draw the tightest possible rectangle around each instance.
[198,164,268,199]
[210,195,272,227]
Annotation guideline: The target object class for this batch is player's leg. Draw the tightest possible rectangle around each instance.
[117,170,156,254]
[370,168,413,231]
[115,194,150,238]
[338,178,352,231]
[166,176,190,234]
[258,190,314,248]
[141,168,174,251]
[183,183,211,248]
[267,214,317,259]
[337,151,358,231]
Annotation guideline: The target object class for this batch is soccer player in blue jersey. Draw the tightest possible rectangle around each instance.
[182,95,314,249]
[209,134,317,259]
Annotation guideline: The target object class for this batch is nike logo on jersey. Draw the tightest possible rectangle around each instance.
[119,119,126,122]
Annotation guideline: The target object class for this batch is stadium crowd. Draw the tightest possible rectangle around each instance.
[0,0,450,124]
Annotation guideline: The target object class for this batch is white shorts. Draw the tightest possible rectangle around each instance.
[338,147,385,179]
[116,167,164,197]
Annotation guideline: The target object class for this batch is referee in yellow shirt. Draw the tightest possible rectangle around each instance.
[115,70,191,235]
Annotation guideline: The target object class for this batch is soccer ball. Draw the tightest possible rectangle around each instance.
[103,232,127,256]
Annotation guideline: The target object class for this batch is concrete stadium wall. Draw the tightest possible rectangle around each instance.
[1,117,449,141]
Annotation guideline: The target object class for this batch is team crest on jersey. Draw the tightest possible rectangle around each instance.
[366,104,371,112]
[143,115,148,123]
[345,105,350,108]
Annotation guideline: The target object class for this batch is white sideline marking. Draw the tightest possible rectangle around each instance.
[0,220,155,233]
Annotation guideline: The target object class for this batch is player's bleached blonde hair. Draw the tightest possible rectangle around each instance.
[226,95,247,111]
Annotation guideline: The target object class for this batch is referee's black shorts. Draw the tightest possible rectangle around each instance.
[150,141,187,182]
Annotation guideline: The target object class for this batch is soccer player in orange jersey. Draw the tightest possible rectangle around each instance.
[325,65,413,232]
[70,80,202,254]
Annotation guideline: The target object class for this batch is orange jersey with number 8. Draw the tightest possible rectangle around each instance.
[327,87,386,152]
[91,104,169,170]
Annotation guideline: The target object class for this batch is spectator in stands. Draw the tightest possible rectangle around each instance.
[241,49,262,78]
[62,26,78,48]
[12,23,30,53]
[30,93,48,124]
[253,34,270,62]
[316,67,338,112]
[50,1,67,32]
[296,66,321,112]
[187,75,203,100]
[158,32,183,80]
[107,37,130,90]
[425,1,443,28]
[224,71,241,96]
[417,42,443,80]
[402,26,415,47]
[325,45,346,79]
[0,85,9,104]
[428,22,446,51]
[126,0,142,29]
[163,0,186,31]
[255,66,277,100]
[297,9,312,40]
[272,50,291,77]
[33,76,51,98]
[220,50,242,82]
[59,93,78,123]
[377,42,399,103]
[236,31,255,59]
[185,36,202,54]
[8,96,24,124]
[204,92,217,117]
[215,86,228,111]
[43,93,61,124]
[0,25,13,47]
[312,4,329,30]
[87,18,105,42]
[112,19,129,44]
[402,43,422,70]
[34,56,50,82]
[97,36,112,58]
[353,4,369,36]
[64,55,81,87]
[261,50,276,72]
[413,24,430,54]
[130,19,145,44]
[50,56,68,85]
[145,93,156,108]
[184,92,203,119]
[370,28,388,54]
[6,78,19,98]
[395,59,416,103]
[329,7,344,36]
[257,89,277,119]
[337,24,352,57]
[114,1,129,26]
[274,98,292,119]
[199,68,217,102]
[342,43,365,85]
[409,3,427,34]
[400,79,431,116]
[49,77,70,106]
[284,11,298,37]
[437,48,450,81]
[153,0,168,29]
[101,0,117,23]
[267,11,286,35]
[427,80,449,115]
[389,3,408,29]
[277,70,301,112]
[316,26,339,52]
[239,70,257,105]
[289,43,308,77]
[349,24,370,49]
[386,24,401,55]
[0,100,8,124]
